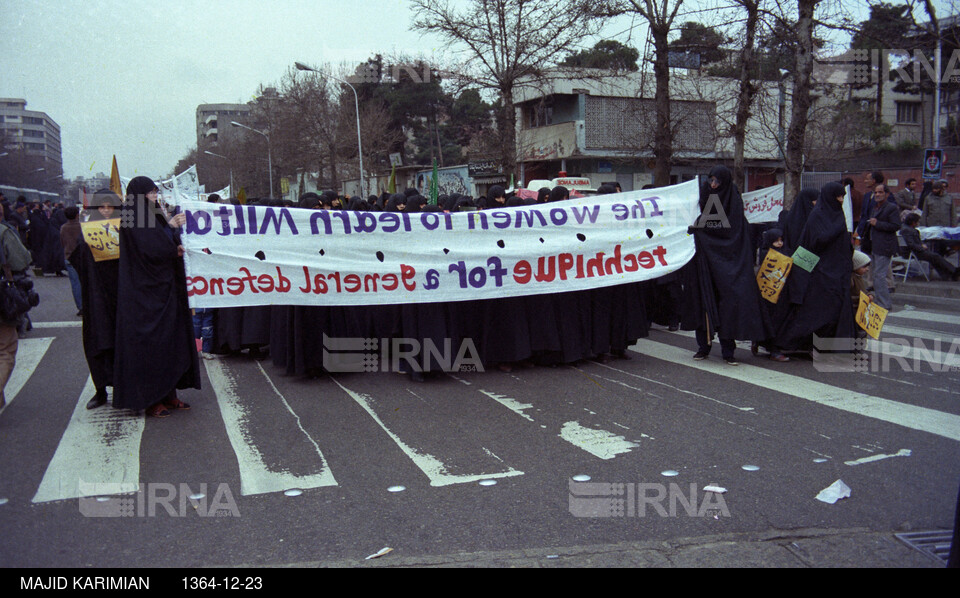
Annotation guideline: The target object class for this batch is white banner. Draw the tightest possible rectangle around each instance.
[742,184,784,224]
[180,180,701,307]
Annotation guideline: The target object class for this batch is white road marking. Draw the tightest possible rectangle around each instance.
[30,321,82,328]
[204,358,337,496]
[559,421,639,460]
[330,377,523,487]
[3,337,54,409]
[887,309,960,327]
[844,448,912,466]
[478,390,535,422]
[629,340,960,442]
[32,377,144,503]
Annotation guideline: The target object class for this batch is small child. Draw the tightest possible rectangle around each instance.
[754,228,789,362]
[758,228,784,265]
[851,250,872,339]
[851,250,873,305]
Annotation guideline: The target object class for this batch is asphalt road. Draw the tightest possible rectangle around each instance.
[1,274,958,568]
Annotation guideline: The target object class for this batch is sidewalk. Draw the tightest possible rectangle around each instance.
[271,528,948,568]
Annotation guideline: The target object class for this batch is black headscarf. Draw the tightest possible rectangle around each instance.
[778,188,818,254]
[537,187,551,203]
[548,186,569,203]
[386,193,407,212]
[300,191,320,210]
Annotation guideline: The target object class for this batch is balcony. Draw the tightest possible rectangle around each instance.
[517,121,580,162]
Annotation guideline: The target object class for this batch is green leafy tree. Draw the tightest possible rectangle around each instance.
[560,40,640,71]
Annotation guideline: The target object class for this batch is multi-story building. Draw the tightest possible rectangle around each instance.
[196,103,252,151]
[514,71,784,191]
[0,98,63,177]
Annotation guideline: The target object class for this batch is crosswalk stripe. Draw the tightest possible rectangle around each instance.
[654,325,960,371]
[626,339,960,442]
[3,337,54,410]
[32,377,144,503]
[30,321,82,328]
[330,377,524,486]
[866,338,960,369]
[887,309,960,327]
[203,358,337,496]
[882,323,958,344]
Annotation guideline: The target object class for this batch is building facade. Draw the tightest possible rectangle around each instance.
[0,98,63,178]
[513,71,784,192]
[196,103,252,150]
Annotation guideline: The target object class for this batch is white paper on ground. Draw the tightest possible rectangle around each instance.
[816,479,851,504]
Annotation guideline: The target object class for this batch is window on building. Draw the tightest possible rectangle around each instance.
[896,102,920,124]
[24,116,44,125]
[22,129,44,138]
[527,102,553,128]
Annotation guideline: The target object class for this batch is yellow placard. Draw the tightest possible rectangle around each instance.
[756,249,793,304]
[80,219,121,262]
[855,290,887,339]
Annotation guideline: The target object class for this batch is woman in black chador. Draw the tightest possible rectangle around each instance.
[112,176,200,417]
[775,182,854,351]
[70,190,121,409]
[681,166,769,364]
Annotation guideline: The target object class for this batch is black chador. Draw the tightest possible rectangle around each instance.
[112,176,200,411]
[70,190,120,407]
[681,166,770,344]
[776,182,854,350]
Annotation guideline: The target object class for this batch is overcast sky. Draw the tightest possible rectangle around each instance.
[1,0,875,182]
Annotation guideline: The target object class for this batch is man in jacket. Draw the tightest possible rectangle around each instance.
[0,205,32,410]
[901,213,960,280]
[867,184,901,309]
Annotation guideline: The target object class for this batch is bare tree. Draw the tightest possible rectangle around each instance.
[410,0,604,176]
[731,0,762,190]
[593,0,684,187]
[782,0,821,204]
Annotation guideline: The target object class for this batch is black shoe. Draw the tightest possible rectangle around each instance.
[723,356,739,366]
[409,371,425,383]
[693,351,709,361]
[86,391,107,410]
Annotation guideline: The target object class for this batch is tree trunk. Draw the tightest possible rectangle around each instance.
[651,24,673,187]
[733,1,759,191]
[784,0,819,206]
[501,86,517,180]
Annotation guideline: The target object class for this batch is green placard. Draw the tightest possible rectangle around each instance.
[792,246,820,273]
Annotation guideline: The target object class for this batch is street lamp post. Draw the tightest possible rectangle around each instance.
[204,150,234,197]
[230,121,273,198]
[294,61,364,197]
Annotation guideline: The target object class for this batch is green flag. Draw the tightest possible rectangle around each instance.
[508,173,515,191]
[429,158,439,205]
[388,164,396,194]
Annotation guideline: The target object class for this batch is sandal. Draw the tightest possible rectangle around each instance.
[147,404,171,418]
[162,397,191,411]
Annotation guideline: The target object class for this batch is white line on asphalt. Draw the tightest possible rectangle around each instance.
[330,377,524,487]
[204,358,337,496]
[844,448,912,466]
[628,340,960,442]
[3,337,53,410]
[866,338,960,369]
[558,421,639,460]
[882,324,959,344]
[32,377,144,503]
[581,364,756,413]
[30,321,82,328]
[887,309,960,327]
[478,390,536,422]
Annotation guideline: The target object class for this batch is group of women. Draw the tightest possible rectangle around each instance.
[73,167,857,417]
